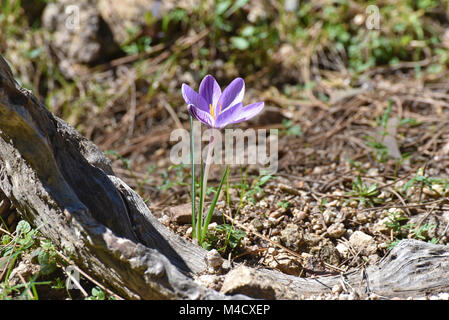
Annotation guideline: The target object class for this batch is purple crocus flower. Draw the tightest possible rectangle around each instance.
[182,75,264,129]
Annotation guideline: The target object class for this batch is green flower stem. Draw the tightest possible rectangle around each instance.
[197,160,204,241]
[197,135,215,242]
[189,115,196,237]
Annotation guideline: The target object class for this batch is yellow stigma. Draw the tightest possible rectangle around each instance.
[209,104,215,120]
[209,103,223,120]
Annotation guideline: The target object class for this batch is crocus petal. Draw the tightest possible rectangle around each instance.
[188,104,215,127]
[217,77,245,111]
[231,102,265,124]
[214,102,244,129]
[182,83,209,112]
[199,75,221,108]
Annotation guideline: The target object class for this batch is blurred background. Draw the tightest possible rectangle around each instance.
[3,0,449,167]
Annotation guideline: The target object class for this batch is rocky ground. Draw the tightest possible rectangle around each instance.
[149,75,449,299]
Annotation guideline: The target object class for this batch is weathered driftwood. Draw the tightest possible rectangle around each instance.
[221,239,449,299]
[1,54,449,300]
[0,54,218,299]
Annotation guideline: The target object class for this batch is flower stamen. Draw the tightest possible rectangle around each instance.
[209,103,215,120]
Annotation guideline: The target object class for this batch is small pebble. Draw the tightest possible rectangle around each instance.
[327,223,346,238]
[332,284,343,294]
[208,222,217,230]
[206,249,223,269]
[251,218,264,231]
[438,292,449,300]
